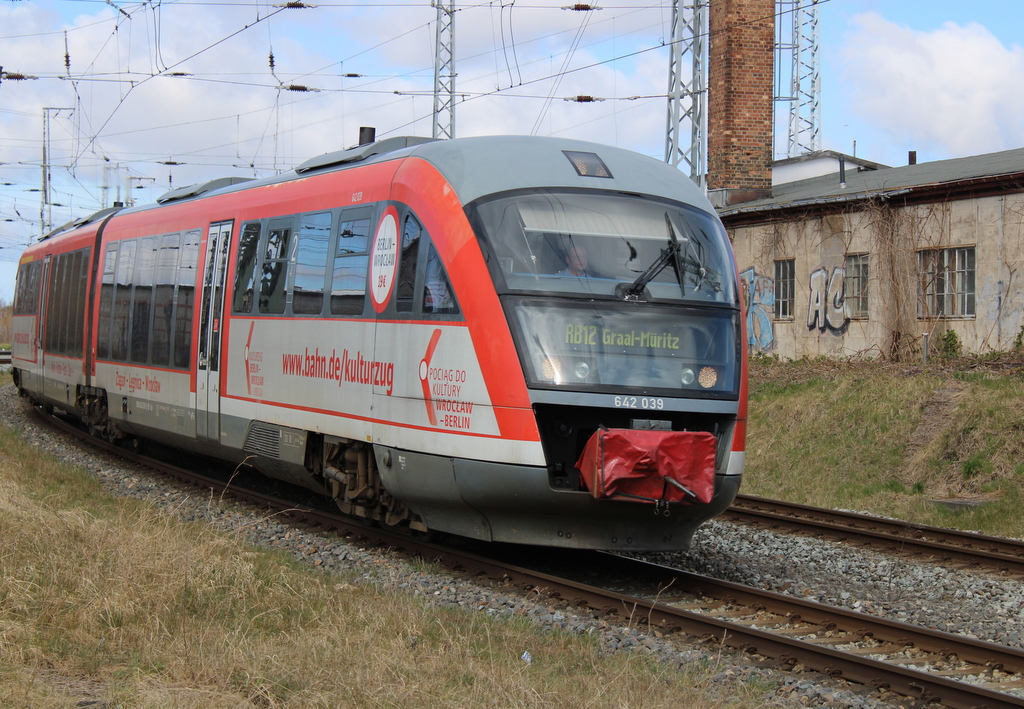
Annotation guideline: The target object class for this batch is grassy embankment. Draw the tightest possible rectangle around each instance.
[744,355,1024,538]
[3,353,1022,706]
[0,372,766,709]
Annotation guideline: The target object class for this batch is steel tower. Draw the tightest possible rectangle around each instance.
[664,0,708,188]
[433,0,456,140]
[779,0,821,156]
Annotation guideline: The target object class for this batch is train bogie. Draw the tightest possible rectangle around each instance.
[12,134,747,551]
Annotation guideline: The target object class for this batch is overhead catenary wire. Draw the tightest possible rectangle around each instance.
[68,4,291,167]
[0,0,830,244]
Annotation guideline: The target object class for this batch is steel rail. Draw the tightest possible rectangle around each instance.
[29,407,1024,709]
[726,494,1024,575]
[580,551,1024,674]
[412,548,1024,709]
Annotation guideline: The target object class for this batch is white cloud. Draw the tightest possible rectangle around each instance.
[839,12,1024,158]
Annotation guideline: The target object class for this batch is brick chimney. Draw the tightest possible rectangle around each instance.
[707,0,775,207]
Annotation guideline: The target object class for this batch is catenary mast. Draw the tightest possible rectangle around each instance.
[432,0,456,140]
[664,0,708,188]
[780,0,821,156]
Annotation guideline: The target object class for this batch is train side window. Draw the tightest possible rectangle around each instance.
[47,249,89,358]
[112,239,137,361]
[421,243,459,315]
[97,244,118,359]
[330,207,372,316]
[233,222,261,314]
[151,233,180,366]
[293,212,331,315]
[337,208,371,253]
[130,237,158,363]
[44,253,66,355]
[13,261,43,316]
[396,213,422,313]
[259,217,293,314]
[174,230,201,369]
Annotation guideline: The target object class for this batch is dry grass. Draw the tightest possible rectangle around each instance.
[10,351,1022,706]
[0,383,771,708]
[746,356,1024,537]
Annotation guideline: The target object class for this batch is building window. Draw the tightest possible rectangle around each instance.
[844,253,869,319]
[773,259,795,319]
[918,247,975,317]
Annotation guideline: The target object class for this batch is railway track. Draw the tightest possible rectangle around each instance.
[725,494,1024,576]
[30,406,1024,709]
[0,350,11,366]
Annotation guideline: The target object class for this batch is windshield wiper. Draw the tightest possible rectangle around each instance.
[624,213,688,298]
[667,212,710,291]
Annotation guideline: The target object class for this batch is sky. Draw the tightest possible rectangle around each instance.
[2,0,1024,304]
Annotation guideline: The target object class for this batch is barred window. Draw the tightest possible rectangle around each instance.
[844,253,869,319]
[773,259,795,319]
[918,247,975,317]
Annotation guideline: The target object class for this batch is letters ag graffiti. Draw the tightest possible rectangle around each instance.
[807,266,849,335]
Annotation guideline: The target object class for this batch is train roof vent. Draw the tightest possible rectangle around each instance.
[156,176,254,204]
[295,136,439,174]
[39,206,122,241]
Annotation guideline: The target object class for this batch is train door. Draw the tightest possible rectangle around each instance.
[36,255,51,372]
[196,221,233,441]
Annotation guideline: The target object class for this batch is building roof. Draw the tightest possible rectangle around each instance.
[772,149,889,172]
[720,145,1024,220]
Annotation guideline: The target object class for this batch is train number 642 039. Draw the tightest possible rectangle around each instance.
[613,396,664,410]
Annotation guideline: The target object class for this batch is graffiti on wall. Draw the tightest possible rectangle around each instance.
[807,266,849,335]
[740,267,775,352]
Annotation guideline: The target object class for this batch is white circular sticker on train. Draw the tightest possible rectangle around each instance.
[370,207,400,312]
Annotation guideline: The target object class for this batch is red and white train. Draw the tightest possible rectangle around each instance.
[12,134,746,550]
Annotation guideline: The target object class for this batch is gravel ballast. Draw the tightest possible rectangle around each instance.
[4,381,1022,708]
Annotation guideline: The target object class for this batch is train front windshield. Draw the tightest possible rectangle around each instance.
[473,190,736,303]
[470,190,742,398]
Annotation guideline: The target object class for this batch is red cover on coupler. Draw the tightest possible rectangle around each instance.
[576,429,717,504]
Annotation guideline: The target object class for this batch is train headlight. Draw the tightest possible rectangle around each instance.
[574,361,590,380]
[680,367,695,386]
[698,366,718,389]
[540,357,562,383]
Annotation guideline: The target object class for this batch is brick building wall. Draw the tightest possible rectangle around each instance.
[708,0,775,197]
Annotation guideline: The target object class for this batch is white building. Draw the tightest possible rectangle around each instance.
[721,148,1024,359]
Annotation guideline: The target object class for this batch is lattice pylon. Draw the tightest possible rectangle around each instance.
[785,0,821,156]
[664,0,708,188]
[432,0,456,141]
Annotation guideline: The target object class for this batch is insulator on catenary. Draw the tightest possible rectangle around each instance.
[565,95,604,103]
